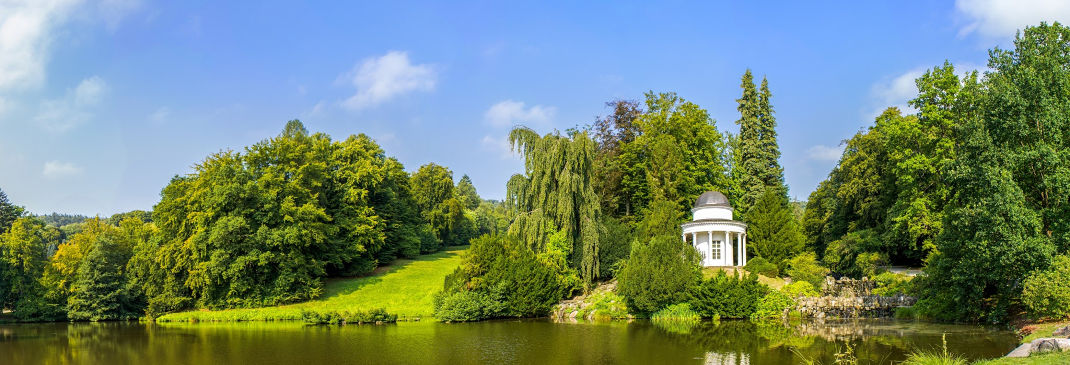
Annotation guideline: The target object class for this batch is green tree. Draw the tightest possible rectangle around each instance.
[455,175,481,211]
[66,236,138,321]
[756,77,787,199]
[0,218,58,318]
[747,189,804,270]
[616,234,700,314]
[0,188,24,235]
[591,100,643,218]
[734,71,787,214]
[507,127,603,282]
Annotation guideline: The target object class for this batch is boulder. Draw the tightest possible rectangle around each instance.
[1029,338,1070,354]
[1054,325,1070,338]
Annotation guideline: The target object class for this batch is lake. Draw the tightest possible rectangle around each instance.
[0,319,1018,364]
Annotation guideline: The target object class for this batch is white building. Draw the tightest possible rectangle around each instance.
[681,191,747,267]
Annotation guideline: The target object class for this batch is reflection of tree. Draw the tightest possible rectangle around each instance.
[650,318,700,335]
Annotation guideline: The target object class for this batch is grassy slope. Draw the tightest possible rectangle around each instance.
[701,267,787,289]
[156,246,466,322]
[971,320,1070,364]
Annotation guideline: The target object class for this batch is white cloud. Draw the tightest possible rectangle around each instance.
[956,0,1070,39]
[484,100,556,128]
[0,0,81,92]
[42,160,82,179]
[481,135,520,160]
[35,76,108,132]
[340,51,436,111]
[806,144,845,162]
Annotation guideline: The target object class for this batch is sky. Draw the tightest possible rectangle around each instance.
[1,0,1069,216]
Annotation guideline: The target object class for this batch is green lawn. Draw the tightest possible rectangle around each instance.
[969,320,1070,364]
[156,246,466,323]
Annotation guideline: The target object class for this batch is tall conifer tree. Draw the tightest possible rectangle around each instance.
[735,70,764,213]
[757,77,787,200]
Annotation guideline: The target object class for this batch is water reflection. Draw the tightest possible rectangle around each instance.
[0,319,1017,365]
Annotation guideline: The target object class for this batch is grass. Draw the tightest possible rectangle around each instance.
[1018,320,1070,343]
[702,267,787,289]
[972,352,1070,365]
[156,246,466,322]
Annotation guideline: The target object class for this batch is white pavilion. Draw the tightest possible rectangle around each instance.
[681,191,747,267]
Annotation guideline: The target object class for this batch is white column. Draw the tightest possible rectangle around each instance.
[724,231,732,267]
[735,232,742,266]
[742,233,747,266]
[692,232,698,265]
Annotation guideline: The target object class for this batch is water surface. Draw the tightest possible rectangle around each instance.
[0,319,1018,364]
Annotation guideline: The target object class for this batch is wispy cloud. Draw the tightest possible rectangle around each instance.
[481,135,520,160]
[806,144,844,162]
[42,160,83,179]
[340,51,437,111]
[484,100,555,128]
[35,76,108,132]
[0,0,81,93]
[956,0,1070,39]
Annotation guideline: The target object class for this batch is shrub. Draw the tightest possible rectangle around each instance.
[872,272,913,297]
[433,234,578,322]
[576,291,628,320]
[650,303,700,321]
[1021,254,1070,320]
[617,235,701,314]
[855,252,888,278]
[781,281,819,298]
[688,271,769,319]
[785,252,828,289]
[751,291,794,320]
[744,257,779,278]
[301,308,398,324]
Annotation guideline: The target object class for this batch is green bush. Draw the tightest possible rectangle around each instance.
[433,234,578,322]
[301,308,398,324]
[785,252,829,289]
[576,291,628,320]
[872,272,913,297]
[617,235,701,314]
[751,291,795,320]
[650,303,700,321]
[1021,254,1070,320]
[688,271,769,319]
[744,257,779,277]
[855,252,888,278]
[781,281,819,298]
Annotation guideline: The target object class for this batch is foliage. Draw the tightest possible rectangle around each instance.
[751,290,794,320]
[597,216,634,278]
[744,257,779,278]
[575,290,629,320]
[871,272,913,297]
[785,252,828,289]
[434,234,578,321]
[1021,254,1070,320]
[66,236,139,321]
[0,218,59,319]
[650,303,700,321]
[157,247,464,322]
[901,334,966,365]
[781,281,819,298]
[617,235,700,314]
[472,200,511,237]
[150,120,431,310]
[507,127,602,282]
[590,100,642,218]
[735,70,787,214]
[413,163,475,248]
[455,175,481,211]
[35,213,88,227]
[747,189,804,270]
[300,308,397,324]
[687,271,769,319]
[0,188,24,235]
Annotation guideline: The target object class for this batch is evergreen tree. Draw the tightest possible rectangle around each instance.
[0,188,24,235]
[757,77,787,199]
[734,70,764,213]
[746,189,804,270]
[67,236,137,321]
[455,175,481,210]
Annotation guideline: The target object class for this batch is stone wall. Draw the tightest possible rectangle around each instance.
[796,277,916,319]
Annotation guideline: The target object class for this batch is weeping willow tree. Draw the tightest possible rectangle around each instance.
[506,127,603,283]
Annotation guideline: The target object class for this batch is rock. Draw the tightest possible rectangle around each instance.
[1054,325,1070,337]
[1029,338,1070,354]
[1006,343,1032,358]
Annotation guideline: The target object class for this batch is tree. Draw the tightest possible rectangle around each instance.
[66,236,138,321]
[733,72,789,217]
[591,100,643,218]
[756,77,787,199]
[617,235,700,314]
[747,189,804,270]
[455,175,481,210]
[507,127,603,282]
[0,218,58,318]
[0,188,24,235]
[412,163,475,249]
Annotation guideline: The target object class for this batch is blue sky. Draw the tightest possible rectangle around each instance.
[1,0,1068,216]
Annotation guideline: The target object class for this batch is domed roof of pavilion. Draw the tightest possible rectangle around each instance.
[694,191,731,208]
